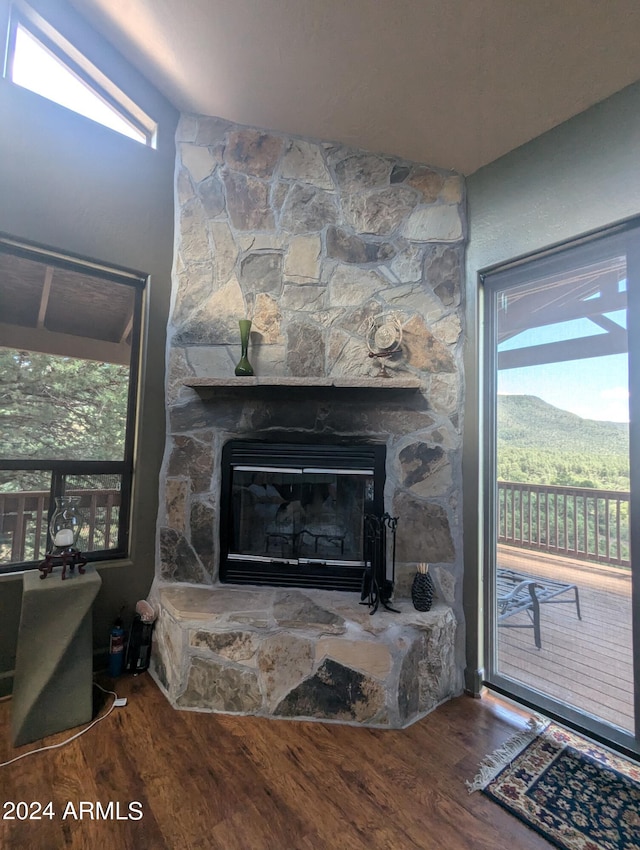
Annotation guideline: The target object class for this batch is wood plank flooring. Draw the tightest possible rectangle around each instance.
[0,673,555,850]
[497,545,633,731]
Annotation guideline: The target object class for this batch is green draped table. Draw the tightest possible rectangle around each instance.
[11,565,102,747]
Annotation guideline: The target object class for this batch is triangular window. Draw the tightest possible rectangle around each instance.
[5,10,156,147]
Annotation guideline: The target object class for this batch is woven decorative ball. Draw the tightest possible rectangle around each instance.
[411,563,435,612]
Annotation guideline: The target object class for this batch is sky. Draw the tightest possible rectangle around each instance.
[11,24,145,144]
[498,310,629,423]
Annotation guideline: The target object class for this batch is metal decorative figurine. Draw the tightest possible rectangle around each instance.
[364,312,403,375]
[39,496,87,580]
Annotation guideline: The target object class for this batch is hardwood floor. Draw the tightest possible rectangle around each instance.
[0,673,554,850]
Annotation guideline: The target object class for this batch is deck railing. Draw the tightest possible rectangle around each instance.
[0,488,121,565]
[498,480,630,567]
[1,482,631,568]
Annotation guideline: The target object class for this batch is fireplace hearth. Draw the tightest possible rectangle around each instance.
[220,440,386,592]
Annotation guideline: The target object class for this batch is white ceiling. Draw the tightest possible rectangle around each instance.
[70,0,640,175]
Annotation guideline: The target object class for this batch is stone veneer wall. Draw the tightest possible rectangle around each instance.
[154,112,468,717]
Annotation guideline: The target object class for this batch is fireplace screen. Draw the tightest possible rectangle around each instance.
[220,441,385,590]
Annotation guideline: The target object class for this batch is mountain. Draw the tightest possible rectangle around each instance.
[497,395,628,454]
[496,395,629,488]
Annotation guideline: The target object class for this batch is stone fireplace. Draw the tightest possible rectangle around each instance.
[150,112,467,727]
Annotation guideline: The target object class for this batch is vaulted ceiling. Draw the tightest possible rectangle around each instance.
[69,0,640,175]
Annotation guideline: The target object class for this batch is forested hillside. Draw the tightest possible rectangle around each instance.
[497,395,629,490]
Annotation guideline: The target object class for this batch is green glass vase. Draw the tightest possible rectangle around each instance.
[234,318,254,376]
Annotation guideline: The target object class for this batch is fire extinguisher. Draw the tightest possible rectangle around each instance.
[109,614,125,677]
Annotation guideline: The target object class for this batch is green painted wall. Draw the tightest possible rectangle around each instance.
[0,0,178,694]
[463,80,640,693]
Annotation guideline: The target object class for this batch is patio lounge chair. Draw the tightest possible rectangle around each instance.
[497,568,582,649]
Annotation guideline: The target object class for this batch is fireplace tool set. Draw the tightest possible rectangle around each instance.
[361,512,399,614]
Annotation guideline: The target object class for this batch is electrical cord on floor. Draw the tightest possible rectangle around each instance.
[0,682,123,768]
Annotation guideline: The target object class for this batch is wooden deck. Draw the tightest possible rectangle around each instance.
[496,544,634,732]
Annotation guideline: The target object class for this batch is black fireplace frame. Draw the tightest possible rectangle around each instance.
[219,439,386,591]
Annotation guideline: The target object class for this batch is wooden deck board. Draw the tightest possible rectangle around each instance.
[496,545,634,731]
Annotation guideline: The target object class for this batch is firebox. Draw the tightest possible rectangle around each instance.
[219,440,386,591]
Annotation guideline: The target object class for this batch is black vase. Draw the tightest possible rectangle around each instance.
[411,565,435,612]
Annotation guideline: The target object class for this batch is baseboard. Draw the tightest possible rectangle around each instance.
[464,666,485,697]
[0,670,14,700]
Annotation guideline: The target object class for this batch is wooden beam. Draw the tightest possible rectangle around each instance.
[0,323,130,365]
[499,329,627,370]
[119,313,134,344]
[36,266,54,328]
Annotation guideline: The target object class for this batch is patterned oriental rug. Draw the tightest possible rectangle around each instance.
[468,718,640,850]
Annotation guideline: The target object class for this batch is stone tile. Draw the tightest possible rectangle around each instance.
[190,498,216,578]
[161,585,271,621]
[286,322,326,377]
[190,629,259,663]
[176,114,197,142]
[180,143,217,183]
[178,656,262,712]
[431,565,457,606]
[402,315,456,373]
[398,636,421,722]
[152,610,184,694]
[274,659,385,722]
[342,188,416,236]
[406,166,445,202]
[224,129,283,178]
[283,235,322,282]
[210,221,239,283]
[159,528,211,584]
[280,184,338,234]
[328,265,386,307]
[195,115,232,145]
[197,172,226,217]
[280,139,333,189]
[240,252,283,298]
[179,198,211,263]
[252,293,283,343]
[326,226,395,264]
[165,479,189,531]
[399,442,453,497]
[171,266,215,324]
[167,434,214,493]
[315,637,392,680]
[272,590,345,633]
[332,152,391,191]
[432,313,462,346]
[426,246,462,308]
[281,284,327,312]
[222,169,274,231]
[402,204,463,242]
[258,632,314,707]
[173,277,246,346]
[392,493,455,563]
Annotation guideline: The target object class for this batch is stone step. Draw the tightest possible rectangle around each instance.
[150,583,460,728]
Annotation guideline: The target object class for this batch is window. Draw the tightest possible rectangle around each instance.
[0,235,145,572]
[4,5,157,147]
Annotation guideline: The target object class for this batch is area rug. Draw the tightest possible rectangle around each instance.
[468,717,640,850]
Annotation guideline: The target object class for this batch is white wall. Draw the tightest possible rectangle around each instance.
[0,0,178,693]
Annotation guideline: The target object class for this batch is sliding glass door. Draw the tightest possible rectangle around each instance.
[483,221,640,754]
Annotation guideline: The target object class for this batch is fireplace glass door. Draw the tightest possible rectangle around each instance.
[220,442,385,590]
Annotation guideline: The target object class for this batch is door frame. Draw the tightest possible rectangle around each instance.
[480,217,640,759]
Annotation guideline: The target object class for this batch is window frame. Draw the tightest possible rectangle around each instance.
[3,4,158,148]
[0,233,146,574]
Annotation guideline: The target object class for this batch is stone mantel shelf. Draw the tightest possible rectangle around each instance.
[184,376,422,391]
